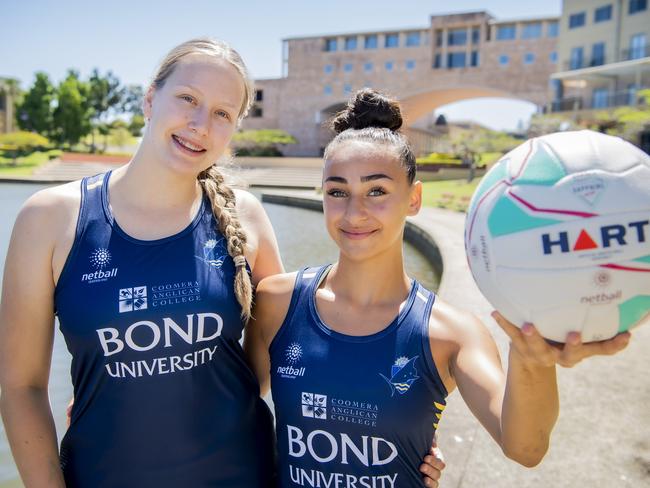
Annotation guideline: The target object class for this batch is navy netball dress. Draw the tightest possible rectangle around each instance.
[54,172,275,487]
[270,266,448,487]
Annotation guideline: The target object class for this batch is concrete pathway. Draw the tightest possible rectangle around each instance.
[2,159,323,189]
[263,190,650,488]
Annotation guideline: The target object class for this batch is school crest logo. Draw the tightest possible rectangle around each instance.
[195,237,228,269]
[119,286,148,313]
[380,356,419,397]
[301,392,327,419]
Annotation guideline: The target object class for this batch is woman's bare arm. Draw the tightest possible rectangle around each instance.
[0,190,69,487]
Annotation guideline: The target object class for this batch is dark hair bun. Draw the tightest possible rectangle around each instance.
[331,89,403,134]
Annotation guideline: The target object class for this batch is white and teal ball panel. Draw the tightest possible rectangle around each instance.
[465,131,650,343]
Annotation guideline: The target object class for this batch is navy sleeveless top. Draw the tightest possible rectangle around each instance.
[54,172,275,487]
[270,266,448,487]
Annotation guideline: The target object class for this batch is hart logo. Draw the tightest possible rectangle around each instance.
[81,248,119,283]
[119,286,148,313]
[301,392,327,419]
[571,176,605,206]
[541,220,648,255]
[379,356,419,397]
[277,342,306,379]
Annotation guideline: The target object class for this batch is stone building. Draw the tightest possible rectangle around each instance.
[242,11,559,156]
[550,0,650,113]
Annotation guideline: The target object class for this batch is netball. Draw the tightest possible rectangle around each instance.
[465,130,650,342]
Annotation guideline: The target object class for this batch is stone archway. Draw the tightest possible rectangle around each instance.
[399,86,529,125]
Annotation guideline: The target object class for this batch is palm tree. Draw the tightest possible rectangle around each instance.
[0,78,21,133]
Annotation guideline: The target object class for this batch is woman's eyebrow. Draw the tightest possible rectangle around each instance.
[361,173,392,182]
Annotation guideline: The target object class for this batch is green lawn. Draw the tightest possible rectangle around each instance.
[0,150,61,176]
[421,178,482,212]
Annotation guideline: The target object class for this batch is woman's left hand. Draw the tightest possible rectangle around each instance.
[419,439,445,487]
[491,311,631,368]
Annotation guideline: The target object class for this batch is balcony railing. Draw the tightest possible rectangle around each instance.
[621,45,650,61]
[561,45,650,70]
[550,87,648,112]
[563,57,608,70]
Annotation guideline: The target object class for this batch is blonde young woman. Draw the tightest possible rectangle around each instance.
[0,40,443,487]
[245,89,632,488]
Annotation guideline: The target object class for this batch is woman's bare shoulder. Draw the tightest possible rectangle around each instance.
[16,180,81,231]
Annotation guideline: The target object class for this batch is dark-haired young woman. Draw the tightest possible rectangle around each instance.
[245,89,632,487]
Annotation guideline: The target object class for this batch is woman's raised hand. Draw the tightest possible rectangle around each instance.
[492,311,631,368]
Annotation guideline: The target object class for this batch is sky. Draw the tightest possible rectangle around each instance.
[1,0,562,131]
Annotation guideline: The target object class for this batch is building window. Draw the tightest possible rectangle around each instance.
[472,27,481,44]
[343,63,353,73]
[406,60,416,71]
[547,21,559,37]
[406,32,421,46]
[629,0,647,14]
[591,42,606,66]
[499,54,509,66]
[365,35,378,49]
[364,62,373,72]
[324,64,333,74]
[524,53,535,65]
[385,61,394,71]
[570,46,584,69]
[627,83,640,104]
[385,33,399,48]
[470,51,479,67]
[496,24,516,40]
[595,5,613,22]
[251,105,263,117]
[324,85,332,95]
[550,51,558,63]
[522,22,542,39]
[436,30,443,47]
[345,36,357,51]
[569,12,586,28]
[433,54,442,68]
[448,28,468,46]
[343,84,352,95]
[255,90,263,102]
[325,38,337,52]
[592,88,609,108]
[447,52,466,68]
[630,33,647,59]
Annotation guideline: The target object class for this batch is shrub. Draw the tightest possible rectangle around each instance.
[0,131,50,153]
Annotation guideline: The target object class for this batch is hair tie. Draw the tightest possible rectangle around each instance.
[233,255,247,268]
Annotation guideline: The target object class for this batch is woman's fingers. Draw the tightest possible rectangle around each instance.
[419,443,445,486]
[559,331,631,367]
[492,312,558,367]
[494,310,633,368]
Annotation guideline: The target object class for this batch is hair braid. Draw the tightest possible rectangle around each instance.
[198,165,253,321]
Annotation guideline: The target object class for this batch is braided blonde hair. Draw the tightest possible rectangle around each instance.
[153,38,255,320]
